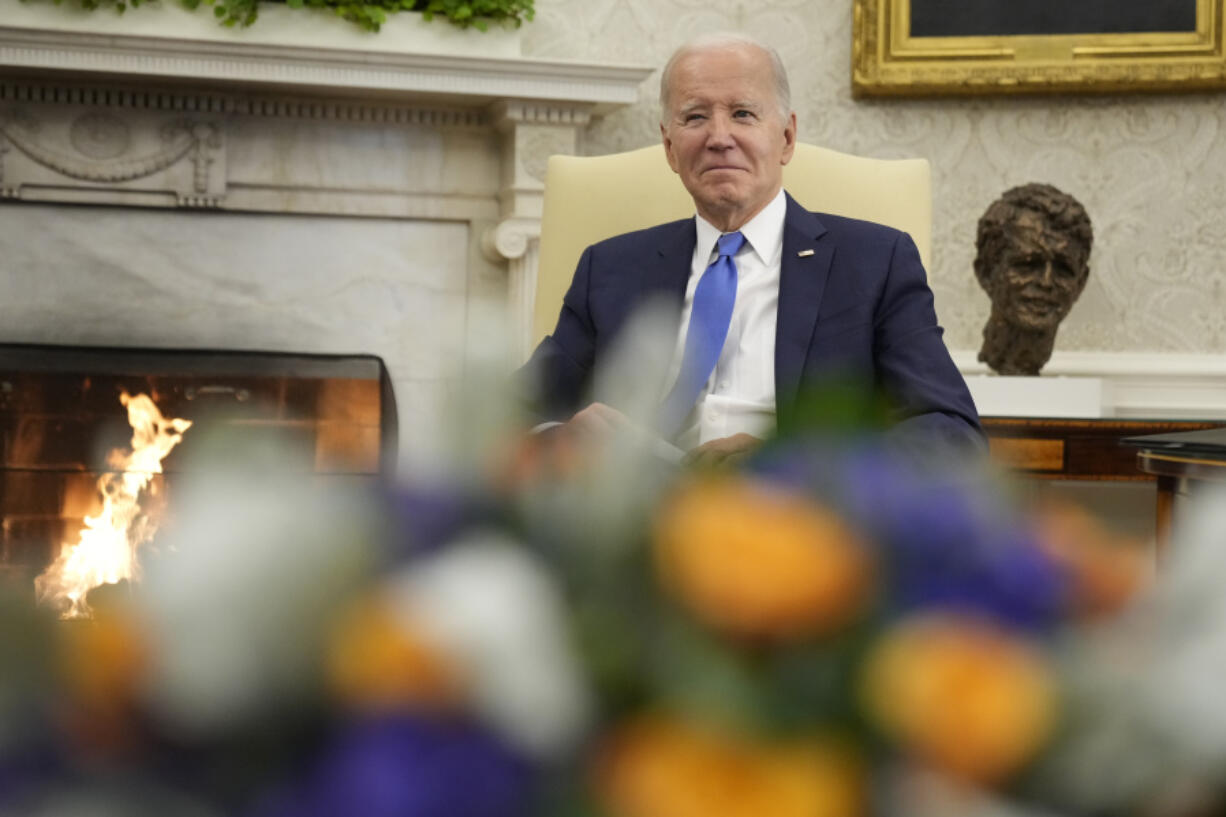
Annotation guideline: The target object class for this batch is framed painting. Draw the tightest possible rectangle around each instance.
[852,0,1226,96]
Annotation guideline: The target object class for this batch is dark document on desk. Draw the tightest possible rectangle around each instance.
[1121,427,1226,459]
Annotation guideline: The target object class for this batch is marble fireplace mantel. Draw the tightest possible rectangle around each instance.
[0,10,652,465]
[0,8,653,359]
[0,8,649,112]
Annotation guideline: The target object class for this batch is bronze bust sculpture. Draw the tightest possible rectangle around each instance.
[974,184,1093,376]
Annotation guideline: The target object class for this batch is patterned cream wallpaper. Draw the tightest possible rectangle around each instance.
[523,0,1226,354]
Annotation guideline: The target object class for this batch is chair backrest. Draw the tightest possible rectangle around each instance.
[533,142,932,347]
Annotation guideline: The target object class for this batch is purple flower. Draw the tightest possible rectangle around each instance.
[385,483,498,558]
[752,441,1070,633]
[0,743,67,812]
[253,713,534,817]
[846,458,1069,631]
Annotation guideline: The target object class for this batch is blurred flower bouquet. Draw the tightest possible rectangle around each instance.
[5,371,1224,817]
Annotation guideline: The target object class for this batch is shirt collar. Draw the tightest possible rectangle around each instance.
[694,187,787,267]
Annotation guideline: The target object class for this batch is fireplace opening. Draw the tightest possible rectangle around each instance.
[0,343,397,611]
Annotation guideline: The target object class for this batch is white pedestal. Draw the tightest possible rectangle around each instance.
[966,375,1110,418]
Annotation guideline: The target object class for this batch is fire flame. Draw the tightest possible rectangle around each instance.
[36,392,192,619]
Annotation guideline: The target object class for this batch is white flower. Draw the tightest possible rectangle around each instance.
[386,531,592,759]
[133,461,376,736]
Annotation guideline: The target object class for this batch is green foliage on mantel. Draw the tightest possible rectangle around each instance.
[54,0,535,32]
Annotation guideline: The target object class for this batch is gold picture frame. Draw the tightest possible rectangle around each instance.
[852,0,1226,96]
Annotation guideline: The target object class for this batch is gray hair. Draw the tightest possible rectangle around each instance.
[659,32,792,123]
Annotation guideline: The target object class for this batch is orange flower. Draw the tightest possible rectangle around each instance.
[55,605,148,750]
[596,716,865,817]
[654,477,872,640]
[1033,500,1151,618]
[325,595,463,712]
[861,615,1058,785]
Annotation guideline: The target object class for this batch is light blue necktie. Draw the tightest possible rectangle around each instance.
[659,230,745,437]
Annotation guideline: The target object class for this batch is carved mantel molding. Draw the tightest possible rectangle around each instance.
[0,8,650,111]
[0,11,653,357]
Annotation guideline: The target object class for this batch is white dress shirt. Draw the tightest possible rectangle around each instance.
[669,189,785,450]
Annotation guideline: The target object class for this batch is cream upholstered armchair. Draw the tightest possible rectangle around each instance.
[532,142,932,347]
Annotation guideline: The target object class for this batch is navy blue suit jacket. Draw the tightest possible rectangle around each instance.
[522,193,983,450]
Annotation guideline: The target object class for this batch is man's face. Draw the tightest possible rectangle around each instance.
[988,210,1089,331]
[660,45,796,232]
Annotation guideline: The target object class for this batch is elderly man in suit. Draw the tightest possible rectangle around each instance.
[521,32,982,464]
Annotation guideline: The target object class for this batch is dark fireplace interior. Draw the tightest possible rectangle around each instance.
[0,343,397,591]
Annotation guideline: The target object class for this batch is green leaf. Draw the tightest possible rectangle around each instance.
[59,0,536,33]
[647,612,777,734]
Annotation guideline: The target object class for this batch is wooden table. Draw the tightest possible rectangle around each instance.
[983,418,1226,555]
[1135,448,1226,555]
[983,417,1224,481]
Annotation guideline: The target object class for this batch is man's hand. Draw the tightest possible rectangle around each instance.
[562,402,634,440]
[683,433,762,469]
[524,403,633,475]
[503,403,633,484]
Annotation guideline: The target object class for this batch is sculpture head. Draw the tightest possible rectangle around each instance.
[974,184,1093,333]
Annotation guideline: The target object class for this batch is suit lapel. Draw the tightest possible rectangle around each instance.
[598,217,695,358]
[654,217,697,302]
[775,194,833,410]
[638,217,697,342]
